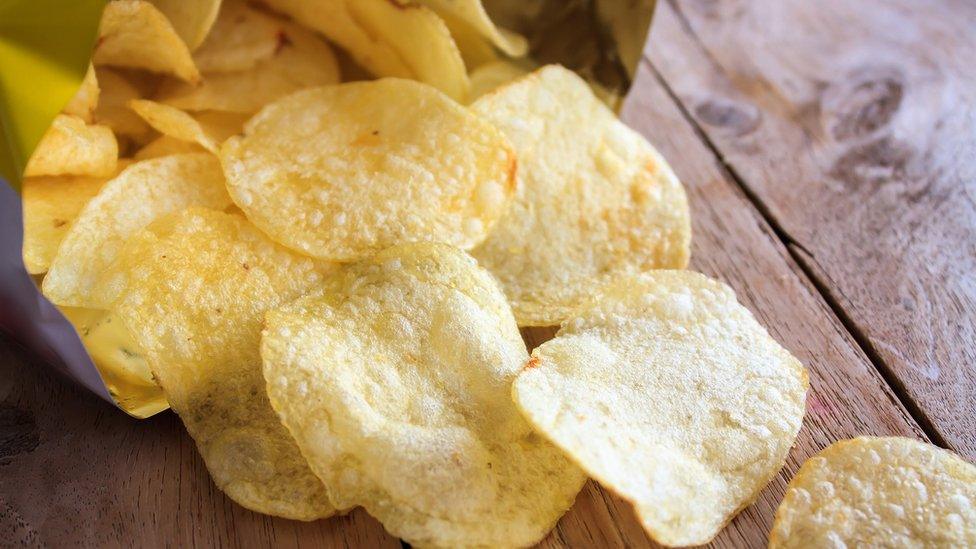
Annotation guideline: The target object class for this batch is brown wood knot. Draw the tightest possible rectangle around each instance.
[694,98,760,136]
[0,404,39,460]
[821,66,904,141]
[829,136,911,188]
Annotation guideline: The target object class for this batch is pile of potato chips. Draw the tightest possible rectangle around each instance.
[20,1,975,547]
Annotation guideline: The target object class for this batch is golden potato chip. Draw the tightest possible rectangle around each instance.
[133,135,207,160]
[94,68,152,140]
[262,243,585,546]
[192,0,283,73]
[770,437,976,548]
[513,270,808,546]
[22,176,107,274]
[471,65,691,326]
[259,0,468,100]
[94,0,200,83]
[24,115,118,178]
[106,207,335,519]
[21,162,129,274]
[220,79,515,261]
[467,59,530,102]
[417,0,527,56]
[59,306,167,418]
[62,64,99,123]
[128,100,245,153]
[148,0,222,50]
[42,154,231,308]
[156,19,340,114]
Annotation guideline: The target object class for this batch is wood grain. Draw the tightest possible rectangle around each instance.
[650,0,976,459]
[0,5,953,545]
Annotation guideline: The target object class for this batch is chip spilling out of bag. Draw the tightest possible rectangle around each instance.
[769,436,976,548]
[513,270,808,546]
[104,207,336,519]
[42,154,231,308]
[262,243,586,546]
[471,65,691,327]
[220,79,515,261]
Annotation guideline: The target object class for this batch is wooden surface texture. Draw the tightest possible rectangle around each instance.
[0,0,971,546]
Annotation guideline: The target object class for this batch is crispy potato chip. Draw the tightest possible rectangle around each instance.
[59,306,167,418]
[148,0,223,50]
[128,100,246,153]
[22,175,107,274]
[260,0,468,100]
[94,68,152,140]
[417,0,527,56]
[24,115,118,178]
[94,0,200,83]
[106,207,335,519]
[156,19,340,114]
[467,59,530,102]
[62,64,99,123]
[513,270,808,546]
[471,65,691,326]
[262,242,585,546]
[133,135,207,160]
[770,437,976,548]
[42,154,232,308]
[192,0,282,73]
[220,79,515,261]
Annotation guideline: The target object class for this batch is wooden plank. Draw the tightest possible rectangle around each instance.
[0,30,930,548]
[649,0,976,458]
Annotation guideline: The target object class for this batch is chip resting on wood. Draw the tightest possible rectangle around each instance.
[513,270,808,546]
[262,243,586,547]
[471,65,691,326]
[220,79,515,261]
[105,207,336,520]
[769,436,976,548]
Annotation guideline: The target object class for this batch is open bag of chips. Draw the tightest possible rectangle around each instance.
[3,1,974,547]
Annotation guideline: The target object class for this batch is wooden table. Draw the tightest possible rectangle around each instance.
[1,0,972,546]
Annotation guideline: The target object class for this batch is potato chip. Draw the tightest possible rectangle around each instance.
[417,0,527,56]
[471,65,691,326]
[59,306,168,418]
[769,437,976,548]
[467,59,530,102]
[22,176,107,274]
[192,0,283,73]
[220,79,515,261]
[24,114,118,178]
[94,68,152,140]
[106,207,335,519]
[128,100,246,153]
[148,0,223,50]
[156,19,340,114]
[259,0,468,100]
[133,136,207,160]
[42,154,232,308]
[62,64,99,123]
[513,270,808,546]
[94,0,200,83]
[262,242,585,546]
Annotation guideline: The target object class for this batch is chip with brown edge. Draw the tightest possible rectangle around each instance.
[94,0,200,83]
[220,79,515,261]
[105,207,335,520]
[262,242,585,546]
[43,154,231,309]
[513,270,808,546]
[24,114,118,178]
[156,18,340,114]
[259,0,468,100]
[769,437,976,548]
[471,65,691,326]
